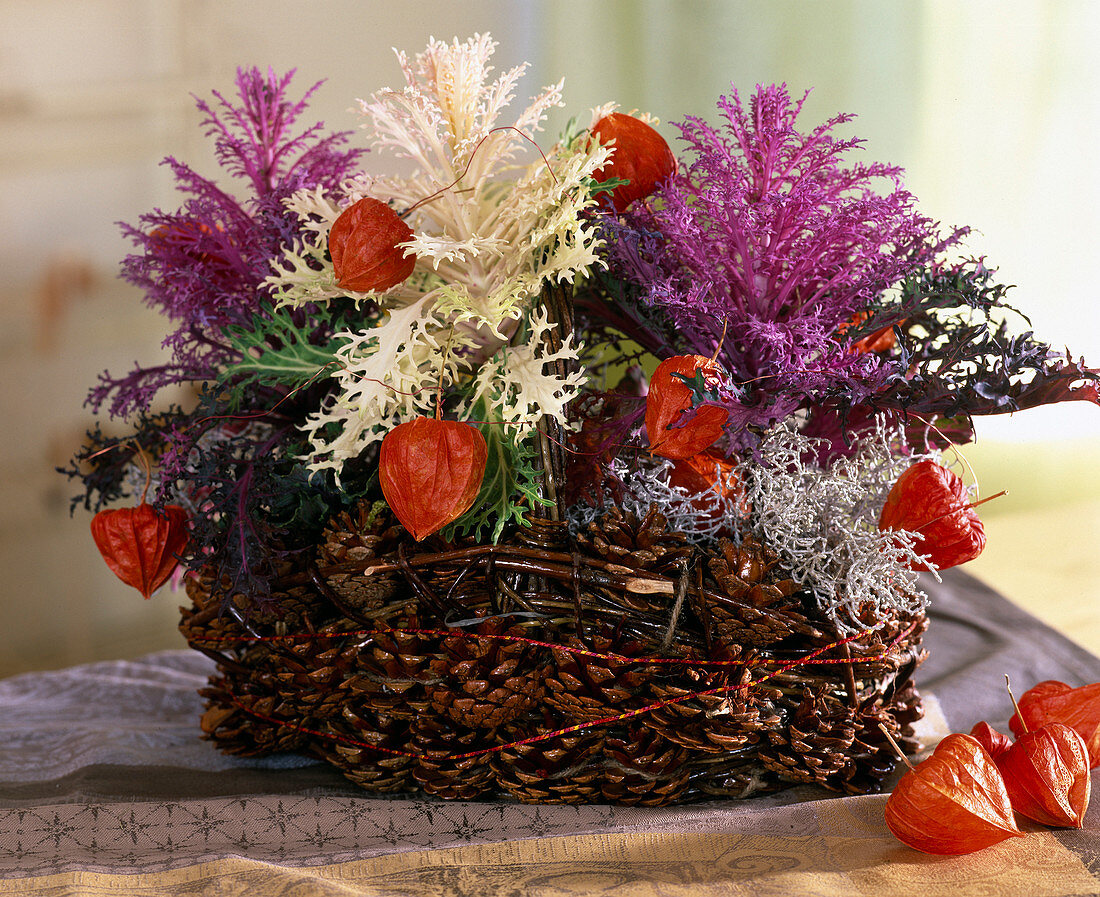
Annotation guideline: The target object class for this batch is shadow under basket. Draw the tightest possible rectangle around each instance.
[179,505,927,807]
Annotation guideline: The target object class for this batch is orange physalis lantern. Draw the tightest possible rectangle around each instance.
[591,112,677,212]
[668,450,747,523]
[1009,680,1100,768]
[379,417,488,541]
[969,721,1012,762]
[91,503,189,600]
[878,459,986,570]
[646,355,729,460]
[998,722,1090,828]
[884,733,1024,854]
[329,197,416,293]
[838,311,897,354]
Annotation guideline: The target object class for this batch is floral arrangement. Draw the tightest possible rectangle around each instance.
[69,33,1097,632]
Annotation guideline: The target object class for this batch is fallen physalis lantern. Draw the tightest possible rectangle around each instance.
[969,721,1012,762]
[996,676,1091,828]
[884,733,1024,854]
[1009,680,1100,768]
[590,112,677,211]
[328,196,416,293]
[646,355,730,460]
[379,417,488,541]
[878,459,987,570]
[998,723,1090,828]
[91,503,189,600]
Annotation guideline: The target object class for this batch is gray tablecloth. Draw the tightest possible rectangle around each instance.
[3,570,1100,896]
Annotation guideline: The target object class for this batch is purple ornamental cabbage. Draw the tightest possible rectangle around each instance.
[94,68,366,419]
[607,84,963,435]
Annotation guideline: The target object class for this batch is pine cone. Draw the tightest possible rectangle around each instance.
[758,689,859,787]
[411,715,497,800]
[270,619,361,721]
[543,630,653,724]
[697,537,822,647]
[599,723,692,806]
[338,617,439,721]
[643,647,784,753]
[491,727,606,804]
[849,614,929,679]
[317,501,405,612]
[575,506,692,576]
[318,702,416,794]
[425,617,550,729]
[181,574,324,756]
[181,566,327,638]
[198,674,312,756]
[835,680,925,795]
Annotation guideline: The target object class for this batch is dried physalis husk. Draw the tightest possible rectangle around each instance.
[91,503,189,599]
[970,721,1013,762]
[878,459,986,570]
[1010,680,1100,768]
[885,733,1024,855]
[998,722,1090,828]
[379,417,487,541]
[329,196,416,293]
[645,355,729,460]
[590,112,677,211]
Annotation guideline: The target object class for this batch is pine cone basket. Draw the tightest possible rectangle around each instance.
[180,504,928,807]
[70,35,1100,816]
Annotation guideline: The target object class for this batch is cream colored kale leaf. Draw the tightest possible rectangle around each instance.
[275,34,607,477]
[472,308,586,438]
[357,34,609,339]
[299,296,474,476]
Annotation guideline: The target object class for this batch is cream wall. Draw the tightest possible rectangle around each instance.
[1,0,1097,675]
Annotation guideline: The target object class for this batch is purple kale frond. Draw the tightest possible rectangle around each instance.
[119,190,261,327]
[598,84,966,438]
[161,414,358,609]
[87,359,204,418]
[197,67,366,197]
[61,406,194,514]
[870,262,1100,423]
[581,216,715,360]
[649,85,961,363]
[104,69,366,420]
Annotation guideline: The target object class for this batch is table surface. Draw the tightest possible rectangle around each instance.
[4,570,1100,897]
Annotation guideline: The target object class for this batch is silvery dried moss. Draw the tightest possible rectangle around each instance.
[567,453,742,543]
[736,421,937,631]
[568,418,943,631]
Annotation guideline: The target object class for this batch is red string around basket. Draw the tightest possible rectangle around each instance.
[191,618,918,670]
[214,622,919,763]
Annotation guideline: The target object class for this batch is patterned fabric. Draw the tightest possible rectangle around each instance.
[3,571,1100,896]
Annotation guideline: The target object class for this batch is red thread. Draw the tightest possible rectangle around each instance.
[192,622,892,670]
[219,629,893,761]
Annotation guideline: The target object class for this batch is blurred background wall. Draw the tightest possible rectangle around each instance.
[1,0,1097,675]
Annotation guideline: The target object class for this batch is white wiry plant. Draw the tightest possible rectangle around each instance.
[567,454,744,543]
[264,34,609,475]
[735,419,939,631]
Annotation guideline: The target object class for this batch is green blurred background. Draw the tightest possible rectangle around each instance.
[1,0,1096,674]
